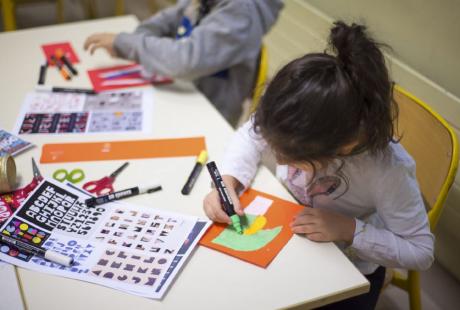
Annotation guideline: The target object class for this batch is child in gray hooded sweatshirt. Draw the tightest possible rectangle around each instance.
[84,0,284,126]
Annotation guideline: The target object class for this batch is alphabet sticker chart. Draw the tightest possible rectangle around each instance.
[0,179,210,299]
[13,89,153,135]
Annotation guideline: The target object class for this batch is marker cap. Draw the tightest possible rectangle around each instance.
[45,251,74,267]
[139,184,162,194]
[197,150,208,165]
[230,214,243,234]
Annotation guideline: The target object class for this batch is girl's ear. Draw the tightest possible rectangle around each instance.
[337,139,361,156]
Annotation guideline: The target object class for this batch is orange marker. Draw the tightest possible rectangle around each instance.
[50,55,71,81]
[55,49,78,76]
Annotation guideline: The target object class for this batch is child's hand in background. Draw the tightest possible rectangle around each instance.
[290,207,356,244]
[84,33,117,57]
[203,175,244,224]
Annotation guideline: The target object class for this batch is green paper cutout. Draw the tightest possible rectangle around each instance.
[212,214,282,252]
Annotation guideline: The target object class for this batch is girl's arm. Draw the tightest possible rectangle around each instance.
[220,119,267,189]
[113,1,258,79]
[350,159,434,271]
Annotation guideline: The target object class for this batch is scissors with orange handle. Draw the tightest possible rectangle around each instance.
[82,162,129,196]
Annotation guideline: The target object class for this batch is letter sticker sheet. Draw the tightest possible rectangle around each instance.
[14,90,153,135]
[0,179,210,299]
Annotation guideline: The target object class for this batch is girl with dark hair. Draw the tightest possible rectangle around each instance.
[203,21,434,309]
[84,0,283,126]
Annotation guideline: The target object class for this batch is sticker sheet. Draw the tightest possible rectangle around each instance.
[0,129,34,156]
[14,90,153,135]
[0,179,210,299]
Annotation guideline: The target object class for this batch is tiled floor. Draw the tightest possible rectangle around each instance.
[377,262,460,310]
[2,1,460,309]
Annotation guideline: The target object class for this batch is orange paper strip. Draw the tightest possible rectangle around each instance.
[199,189,304,268]
[40,137,206,163]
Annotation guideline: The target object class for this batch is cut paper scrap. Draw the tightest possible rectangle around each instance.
[40,137,206,163]
[244,215,268,235]
[212,214,281,251]
[88,64,173,92]
[244,196,273,215]
[200,189,304,268]
[41,42,79,65]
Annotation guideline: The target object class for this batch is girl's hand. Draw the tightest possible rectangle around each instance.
[290,207,356,244]
[84,33,117,57]
[203,175,244,224]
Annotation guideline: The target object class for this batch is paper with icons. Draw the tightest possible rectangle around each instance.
[0,178,210,299]
[14,89,153,135]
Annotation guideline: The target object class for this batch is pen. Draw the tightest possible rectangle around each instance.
[181,150,208,195]
[85,184,162,207]
[100,78,146,86]
[55,49,78,76]
[38,62,48,85]
[35,85,97,95]
[0,234,73,267]
[206,161,243,234]
[99,66,142,79]
[50,55,71,81]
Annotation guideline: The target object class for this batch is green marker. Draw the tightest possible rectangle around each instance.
[206,161,243,234]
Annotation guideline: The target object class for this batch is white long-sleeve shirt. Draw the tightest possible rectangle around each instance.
[221,120,434,275]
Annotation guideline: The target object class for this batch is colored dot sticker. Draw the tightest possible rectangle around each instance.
[32,236,42,244]
[19,223,28,231]
[1,245,10,253]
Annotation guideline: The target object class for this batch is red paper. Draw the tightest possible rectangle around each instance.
[41,42,79,65]
[87,64,173,92]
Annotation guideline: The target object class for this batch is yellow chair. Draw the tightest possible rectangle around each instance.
[83,0,124,19]
[114,0,123,15]
[390,85,459,310]
[1,0,64,31]
[249,44,268,114]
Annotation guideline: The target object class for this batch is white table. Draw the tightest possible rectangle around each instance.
[0,16,369,310]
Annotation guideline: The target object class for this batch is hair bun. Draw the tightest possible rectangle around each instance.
[329,21,368,67]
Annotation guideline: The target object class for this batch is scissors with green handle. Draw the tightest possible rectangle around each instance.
[53,168,85,184]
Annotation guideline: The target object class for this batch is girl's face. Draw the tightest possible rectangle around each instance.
[276,139,361,172]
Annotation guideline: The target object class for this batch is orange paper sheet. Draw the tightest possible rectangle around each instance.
[200,189,304,268]
[40,137,206,163]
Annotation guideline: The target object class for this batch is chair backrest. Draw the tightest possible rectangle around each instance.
[249,44,268,114]
[393,85,458,229]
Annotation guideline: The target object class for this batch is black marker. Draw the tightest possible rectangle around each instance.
[38,62,48,85]
[206,161,243,234]
[0,234,73,267]
[50,55,71,80]
[181,150,208,195]
[56,49,78,76]
[85,184,162,207]
[35,85,97,95]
